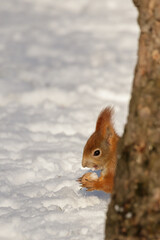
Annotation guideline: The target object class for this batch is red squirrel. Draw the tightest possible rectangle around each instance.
[78,107,119,193]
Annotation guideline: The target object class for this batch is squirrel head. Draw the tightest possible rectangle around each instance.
[82,107,118,171]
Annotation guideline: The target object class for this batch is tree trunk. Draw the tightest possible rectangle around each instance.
[105,0,160,239]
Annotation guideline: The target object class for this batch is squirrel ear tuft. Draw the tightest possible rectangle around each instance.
[96,107,114,139]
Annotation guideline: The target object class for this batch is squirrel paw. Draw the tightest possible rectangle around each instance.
[77,172,98,191]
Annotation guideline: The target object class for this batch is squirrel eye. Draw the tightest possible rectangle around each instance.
[93,149,101,156]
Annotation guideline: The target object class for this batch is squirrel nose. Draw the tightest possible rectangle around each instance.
[82,158,87,168]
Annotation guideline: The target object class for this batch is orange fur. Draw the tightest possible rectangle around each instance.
[96,107,113,137]
[78,107,119,193]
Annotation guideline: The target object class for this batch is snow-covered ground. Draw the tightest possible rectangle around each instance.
[0,0,138,239]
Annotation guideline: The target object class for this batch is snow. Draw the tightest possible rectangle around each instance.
[0,0,138,239]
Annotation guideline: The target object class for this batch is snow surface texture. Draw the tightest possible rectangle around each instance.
[0,0,138,239]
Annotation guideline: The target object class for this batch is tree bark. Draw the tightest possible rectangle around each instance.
[105,0,160,239]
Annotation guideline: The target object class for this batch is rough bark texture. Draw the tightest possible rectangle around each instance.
[105,0,160,239]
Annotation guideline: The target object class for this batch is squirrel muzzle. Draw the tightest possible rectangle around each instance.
[82,157,88,168]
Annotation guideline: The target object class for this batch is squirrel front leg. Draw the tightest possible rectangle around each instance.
[78,172,114,193]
